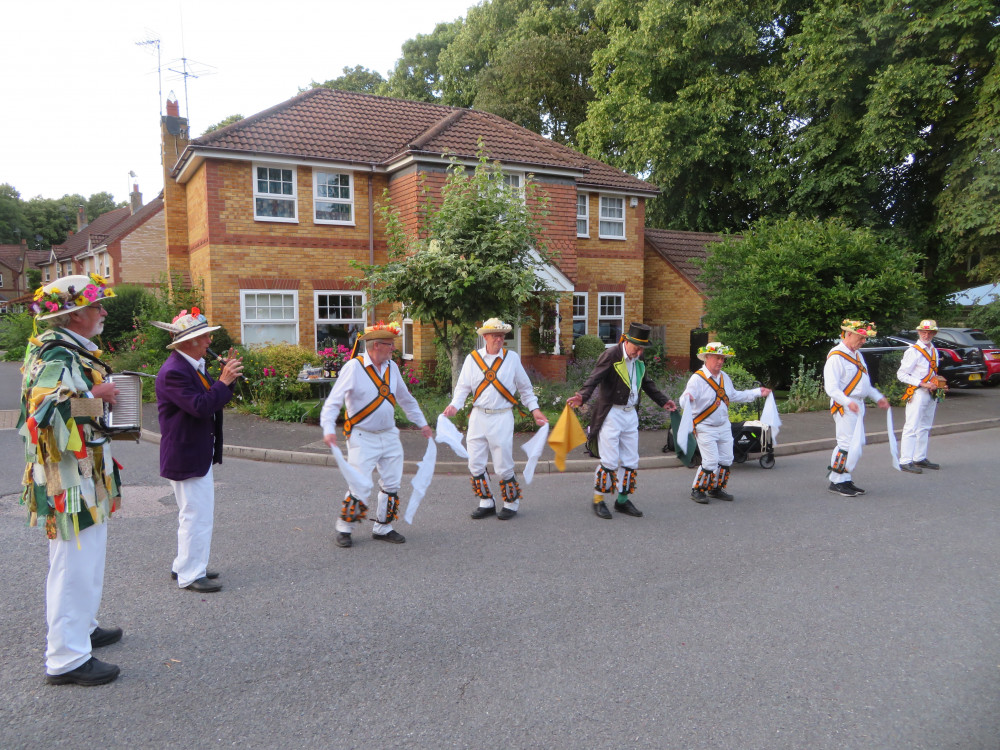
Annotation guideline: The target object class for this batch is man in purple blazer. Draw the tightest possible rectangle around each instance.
[154,309,242,593]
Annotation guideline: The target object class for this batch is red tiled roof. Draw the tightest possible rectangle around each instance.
[645,229,736,294]
[0,246,49,271]
[50,207,132,261]
[184,88,657,195]
[98,194,164,247]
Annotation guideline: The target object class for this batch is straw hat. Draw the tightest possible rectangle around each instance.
[915,319,938,332]
[151,308,221,349]
[359,321,401,341]
[476,318,512,336]
[840,319,877,337]
[31,273,116,320]
[697,342,736,361]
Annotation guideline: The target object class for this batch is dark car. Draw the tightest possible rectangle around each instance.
[893,329,991,387]
[856,335,909,384]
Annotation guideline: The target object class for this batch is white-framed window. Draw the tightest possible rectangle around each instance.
[576,193,589,237]
[254,163,297,222]
[401,316,414,360]
[599,195,625,239]
[314,171,354,225]
[572,293,588,339]
[314,291,365,350]
[43,267,50,281]
[503,172,524,199]
[0,273,4,287]
[476,326,521,354]
[241,290,299,346]
[598,293,624,345]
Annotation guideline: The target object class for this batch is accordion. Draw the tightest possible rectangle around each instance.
[102,373,144,440]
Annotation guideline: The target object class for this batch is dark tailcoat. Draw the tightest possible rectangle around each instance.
[577,343,671,457]
[155,351,234,481]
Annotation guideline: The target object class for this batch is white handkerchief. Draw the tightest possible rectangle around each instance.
[675,401,695,459]
[886,407,900,471]
[404,439,437,524]
[331,445,372,499]
[845,404,866,473]
[435,414,469,458]
[759,393,782,444]
[520,423,550,485]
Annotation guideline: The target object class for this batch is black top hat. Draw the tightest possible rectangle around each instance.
[623,322,651,346]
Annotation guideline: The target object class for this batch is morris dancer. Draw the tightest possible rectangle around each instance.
[20,274,124,686]
[897,319,944,473]
[681,342,770,504]
[321,322,432,548]
[824,319,889,497]
[566,322,676,520]
[154,309,243,593]
[443,318,548,521]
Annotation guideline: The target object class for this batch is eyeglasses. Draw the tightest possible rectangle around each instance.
[89,302,106,312]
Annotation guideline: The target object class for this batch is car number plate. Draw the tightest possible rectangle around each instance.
[969,373,981,381]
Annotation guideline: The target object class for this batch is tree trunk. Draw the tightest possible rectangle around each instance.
[448,331,464,391]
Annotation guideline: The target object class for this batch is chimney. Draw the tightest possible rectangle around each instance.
[77,205,86,232]
[130,183,143,214]
[166,96,180,118]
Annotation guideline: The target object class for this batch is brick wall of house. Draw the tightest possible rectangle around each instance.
[162,116,190,276]
[643,245,706,370]
[116,208,167,286]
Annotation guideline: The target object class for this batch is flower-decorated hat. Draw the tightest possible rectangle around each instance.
[840,319,877,337]
[360,321,401,341]
[151,307,221,349]
[476,317,512,336]
[697,342,736,361]
[31,273,116,320]
[916,319,938,332]
[623,322,652,346]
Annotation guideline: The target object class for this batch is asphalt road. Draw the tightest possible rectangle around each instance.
[1,417,998,749]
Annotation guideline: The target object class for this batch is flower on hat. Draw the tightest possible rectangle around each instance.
[842,319,877,336]
[697,342,736,357]
[366,320,401,336]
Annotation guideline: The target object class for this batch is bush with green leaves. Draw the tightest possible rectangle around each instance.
[967,295,1000,343]
[0,312,35,361]
[572,334,606,361]
[783,355,827,413]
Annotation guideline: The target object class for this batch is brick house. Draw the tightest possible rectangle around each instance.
[160,87,720,376]
[0,242,48,311]
[38,189,166,288]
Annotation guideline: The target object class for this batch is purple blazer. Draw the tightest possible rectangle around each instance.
[155,351,234,481]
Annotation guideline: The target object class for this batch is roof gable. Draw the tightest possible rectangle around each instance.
[183,88,656,195]
[645,229,734,294]
[50,207,132,260]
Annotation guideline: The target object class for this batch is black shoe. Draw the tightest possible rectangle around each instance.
[708,488,734,501]
[846,482,866,495]
[914,459,939,470]
[900,462,922,474]
[171,570,219,580]
[828,482,859,497]
[184,577,222,593]
[471,505,497,520]
[613,499,643,517]
[90,627,122,649]
[373,530,406,544]
[45,657,120,686]
[335,532,352,548]
[496,507,517,520]
[691,490,709,504]
[593,500,612,520]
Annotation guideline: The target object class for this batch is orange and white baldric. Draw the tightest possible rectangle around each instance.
[898,342,939,402]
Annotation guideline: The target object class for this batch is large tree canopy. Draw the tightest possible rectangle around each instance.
[356,149,557,385]
[700,217,925,384]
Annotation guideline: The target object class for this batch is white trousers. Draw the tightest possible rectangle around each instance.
[340,429,403,535]
[467,407,517,510]
[829,409,860,484]
[171,467,215,588]
[692,421,734,485]
[900,388,937,464]
[595,406,639,490]
[46,521,107,675]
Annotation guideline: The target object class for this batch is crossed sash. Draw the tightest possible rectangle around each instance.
[693,371,729,426]
[343,356,397,437]
[901,345,937,402]
[471,349,518,407]
[828,349,866,415]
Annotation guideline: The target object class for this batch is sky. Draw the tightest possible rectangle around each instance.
[0,0,477,205]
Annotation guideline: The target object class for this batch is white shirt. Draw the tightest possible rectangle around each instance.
[824,341,884,407]
[320,352,427,435]
[897,340,938,386]
[449,348,540,412]
[680,365,762,428]
[176,350,206,374]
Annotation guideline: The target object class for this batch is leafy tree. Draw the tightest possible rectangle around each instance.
[310,66,386,95]
[202,114,245,136]
[0,183,27,244]
[967,295,1000,344]
[699,217,925,384]
[27,269,41,290]
[356,147,557,386]
[383,20,464,102]
[85,192,121,221]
